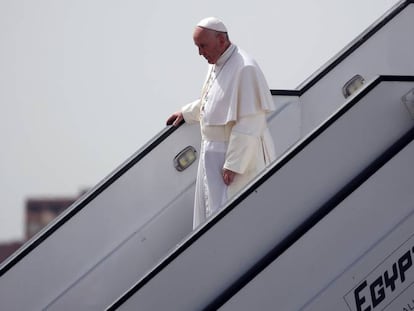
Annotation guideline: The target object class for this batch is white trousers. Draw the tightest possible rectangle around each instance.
[193,140,228,229]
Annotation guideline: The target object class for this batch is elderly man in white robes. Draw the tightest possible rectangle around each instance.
[167,17,276,229]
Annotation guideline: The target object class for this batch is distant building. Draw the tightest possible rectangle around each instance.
[0,242,22,263]
[25,197,78,240]
[0,192,85,265]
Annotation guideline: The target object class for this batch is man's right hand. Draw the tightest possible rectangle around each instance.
[166,112,184,127]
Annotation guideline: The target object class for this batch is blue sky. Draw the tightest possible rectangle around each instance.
[0,0,400,242]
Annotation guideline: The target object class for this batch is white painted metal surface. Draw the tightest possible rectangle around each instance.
[220,139,414,311]
[0,125,201,310]
[299,2,414,134]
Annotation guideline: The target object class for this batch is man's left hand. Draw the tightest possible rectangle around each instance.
[222,169,236,185]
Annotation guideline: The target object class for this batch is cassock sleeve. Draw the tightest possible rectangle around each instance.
[181,99,201,124]
[223,113,267,174]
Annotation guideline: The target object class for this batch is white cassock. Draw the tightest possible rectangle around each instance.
[181,44,276,229]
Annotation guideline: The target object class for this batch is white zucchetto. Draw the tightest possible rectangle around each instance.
[197,17,228,33]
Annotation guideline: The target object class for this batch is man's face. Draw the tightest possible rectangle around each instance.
[193,27,224,64]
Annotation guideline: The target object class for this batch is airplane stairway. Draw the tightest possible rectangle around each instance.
[106,76,414,310]
[0,1,413,310]
[218,126,414,311]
